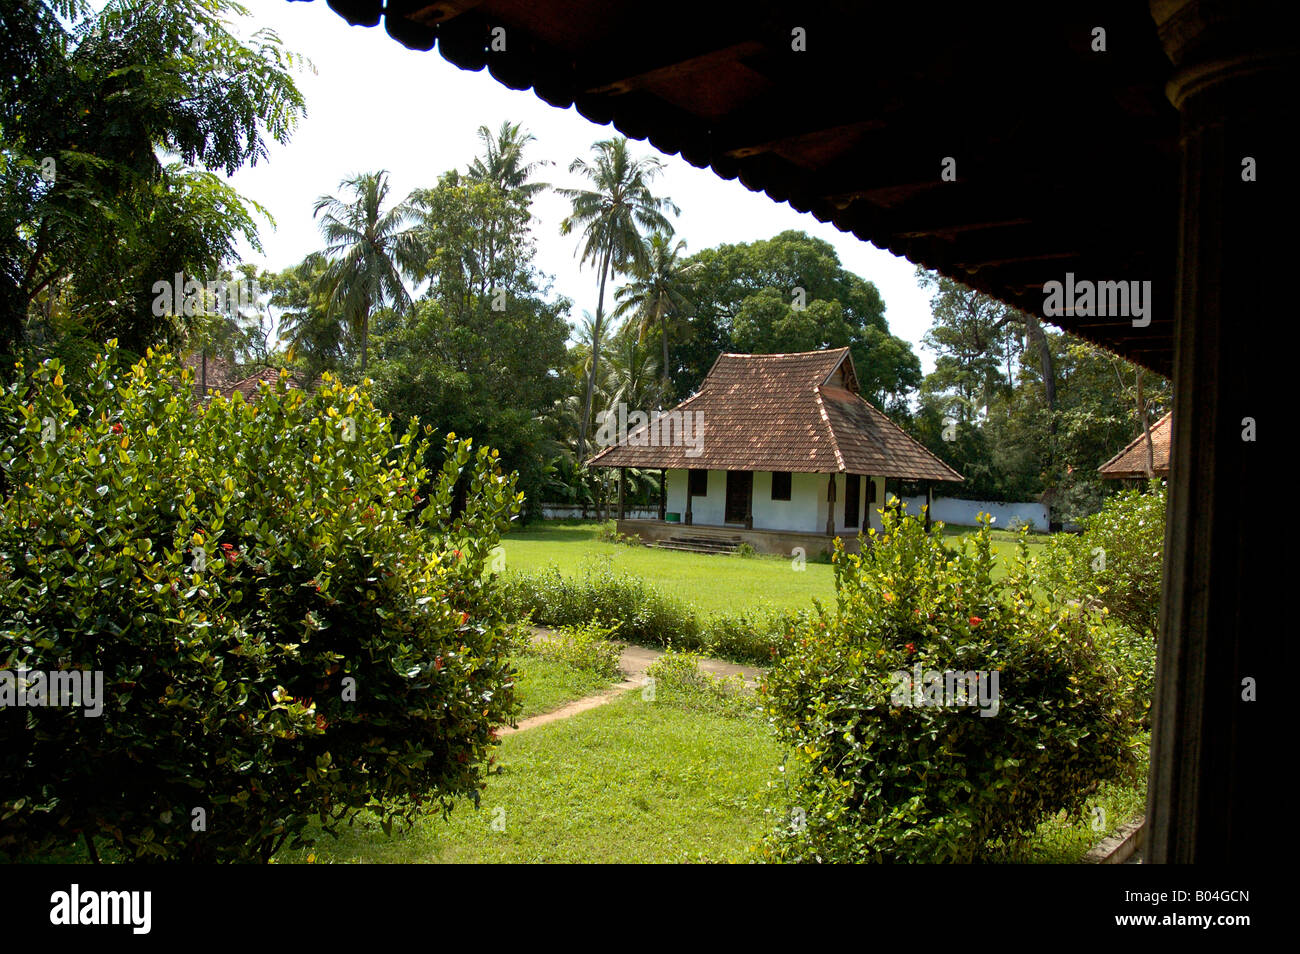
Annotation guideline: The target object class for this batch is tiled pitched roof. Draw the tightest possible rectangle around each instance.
[184,353,240,395]
[184,353,303,405]
[217,367,302,402]
[588,348,963,481]
[1098,411,1172,478]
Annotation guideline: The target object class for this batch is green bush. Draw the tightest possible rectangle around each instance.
[759,511,1145,863]
[0,345,522,862]
[524,620,623,680]
[644,647,754,719]
[1036,482,1165,641]
[498,566,796,664]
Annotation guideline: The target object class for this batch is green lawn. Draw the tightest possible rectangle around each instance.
[499,520,1046,616]
[511,653,617,720]
[277,688,782,864]
[275,662,1140,864]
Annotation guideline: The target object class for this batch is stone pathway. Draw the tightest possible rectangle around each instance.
[497,629,765,737]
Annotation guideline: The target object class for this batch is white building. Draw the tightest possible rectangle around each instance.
[587,348,963,555]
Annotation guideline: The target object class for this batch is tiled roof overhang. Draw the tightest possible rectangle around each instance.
[303,0,1180,376]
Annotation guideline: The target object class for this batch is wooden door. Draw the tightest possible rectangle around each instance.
[844,473,861,529]
[725,471,752,524]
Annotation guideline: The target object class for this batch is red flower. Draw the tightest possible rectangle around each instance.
[905,642,916,654]
[111,422,123,434]
[969,616,983,627]
[459,612,469,626]
[452,549,462,560]
[434,656,444,671]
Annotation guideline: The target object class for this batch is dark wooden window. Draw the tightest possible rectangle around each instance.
[688,469,708,497]
[867,477,877,503]
[845,473,861,528]
[771,471,792,501]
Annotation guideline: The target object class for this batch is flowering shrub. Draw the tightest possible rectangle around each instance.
[1036,483,1165,642]
[0,345,521,862]
[759,511,1145,863]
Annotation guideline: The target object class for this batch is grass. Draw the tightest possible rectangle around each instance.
[510,653,618,720]
[500,521,834,616]
[500,520,1046,616]
[277,688,782,864]
[26,648,1141,864]
[989,748,1149,863]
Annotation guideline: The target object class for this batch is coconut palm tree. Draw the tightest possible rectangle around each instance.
[466,121,551,198]
[611,232,695,393]
[605,319,664,414]
[312,171,420,373]
[462,122,550,306]
[559,137,678,460]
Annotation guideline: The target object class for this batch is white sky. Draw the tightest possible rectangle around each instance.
[224,0,939,373]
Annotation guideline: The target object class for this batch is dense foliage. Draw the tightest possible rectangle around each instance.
[499,565,802,664]
[0,0,306,375]
[0,347,521,862]
[1035,483,1165,641]
[671,231,921,413]
[760,512,1146,862]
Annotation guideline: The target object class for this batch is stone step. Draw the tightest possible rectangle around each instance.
[650,538,741,554]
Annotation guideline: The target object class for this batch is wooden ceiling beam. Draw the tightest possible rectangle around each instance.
[584,41,766,95]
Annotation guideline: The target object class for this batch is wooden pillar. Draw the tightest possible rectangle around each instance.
[825,473,836,537]
[684,472,693,526]
[617,467,626,521]
[1145,0,1288,863]
[924,481,933,533]
[658,469,666,521]
[744,475,753,530]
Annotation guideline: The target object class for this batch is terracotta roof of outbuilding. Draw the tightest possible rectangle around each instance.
[1098,411,1172,478]
[216,367,303,402]
[588,348,962,481]
[184,354,304,405]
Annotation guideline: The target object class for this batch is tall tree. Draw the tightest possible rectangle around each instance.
[674,231,920,412]
[916,267,1018,423]
[0,0,306,374]
[370,154,570,519]
[465,121,549,303]
[611,232,694,392]
[558,137,678,460]
[466,121,550,198]
[312,171,419,373]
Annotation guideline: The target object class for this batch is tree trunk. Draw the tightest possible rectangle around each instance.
[578,237,612,461]
[660,309,671,388]
[360,292,371,373]
[1023,311,1055,417]
[1136,369,1154,478]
